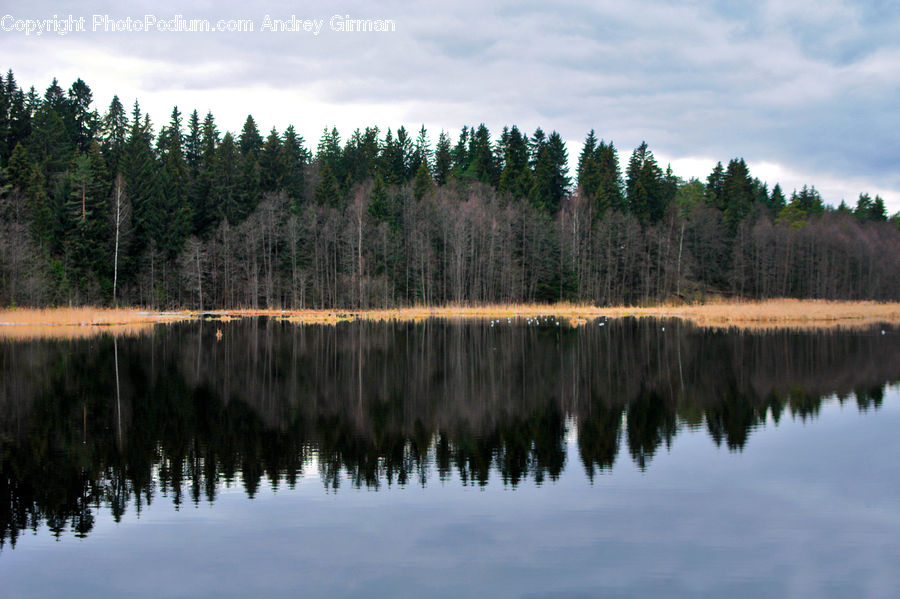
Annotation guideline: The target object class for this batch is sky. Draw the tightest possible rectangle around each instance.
[1,0,898,212]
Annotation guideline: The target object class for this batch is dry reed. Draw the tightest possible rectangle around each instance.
[1,299,897,340]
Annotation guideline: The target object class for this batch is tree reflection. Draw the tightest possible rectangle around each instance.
[0,319,898,545]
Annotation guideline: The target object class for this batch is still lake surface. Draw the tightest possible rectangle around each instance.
[1,317,899,598]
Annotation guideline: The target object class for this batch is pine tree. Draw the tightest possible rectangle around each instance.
[315,162,340,207]
[379,128,405,186]
[409,125,432,178]
[413,159,433,201]
[545,131,570,210]
[433,130,452,186]
[577,130,599,201]
[67,78,95,152]
[100,95,128,177]
[27,103,72,186]
[368,173,390,222]
[768,183,786,214]
[722,158,754,233]
[498,125,530,199]
[63,143,109,288]
[626,141,665,225]
[238,150,261,219]
[595,141,625,214]
[157,106,191,257]
[706,161,725,210]
[193,112,220,236]
[791,185,824,216]
[238,115,263,156]
[259,127,283,193]
[215,132,240,224]
[5,71,31,159]
[871,196,888,222]
[7,142,52,244]
[281,125,308,209]
[452,126,470,179]
[123,103,162,256]
[185,109,202,177]
[43,78,67,116]
[317,126,344,185]
[464,124,497,186]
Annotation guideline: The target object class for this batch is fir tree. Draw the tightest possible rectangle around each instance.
[259,127,283,193]
[433,130,452,186]
[315,162,340,207]
[281,125,308,209]
[100,95,128,177]
[413,159,433,201]
[626,141,665,225]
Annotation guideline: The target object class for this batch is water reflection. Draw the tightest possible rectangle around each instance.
[0,318,897,547]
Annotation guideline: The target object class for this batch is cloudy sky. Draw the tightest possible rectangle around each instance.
[2,0,898,211]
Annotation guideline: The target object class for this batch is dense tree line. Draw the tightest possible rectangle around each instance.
[1,319,897,545]
[1,71,898,308]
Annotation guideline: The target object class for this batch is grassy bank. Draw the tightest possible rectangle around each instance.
[0,307,195,340]
[2,299,899,340]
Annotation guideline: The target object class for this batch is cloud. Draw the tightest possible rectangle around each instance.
[1,0,898,211]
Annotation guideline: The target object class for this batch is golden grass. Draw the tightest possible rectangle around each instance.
[1,299,897,339]
[0,307,195,340]
[259,299,900,330]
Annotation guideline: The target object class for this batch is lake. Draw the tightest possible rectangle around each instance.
[1,318,898,598]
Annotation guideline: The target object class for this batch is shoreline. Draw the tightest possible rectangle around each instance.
[1,299,899,339]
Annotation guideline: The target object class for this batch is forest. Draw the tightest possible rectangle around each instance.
[1,70,898,309]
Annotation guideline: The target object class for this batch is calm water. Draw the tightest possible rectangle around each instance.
[1,318,899,598]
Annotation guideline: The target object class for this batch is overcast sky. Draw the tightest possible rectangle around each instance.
[2,0,898,212]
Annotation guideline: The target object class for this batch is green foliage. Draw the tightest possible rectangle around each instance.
[2,68,898,308]
[790,185,824,217]
[855,193,888,222]
[368,174,390,222]
[413,160,433,201]
[315,162,340,207]
[281,125,308,209]
[768,183,786,214]
[776,202,807,229]
[626,141,666,225]
[528,129,568,213]
[722,158,754,234]
[498,125,531,199]
[433,130,452,186]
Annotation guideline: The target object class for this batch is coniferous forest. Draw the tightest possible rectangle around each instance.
[1,71,898,309]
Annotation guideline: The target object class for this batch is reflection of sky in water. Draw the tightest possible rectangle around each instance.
[5,391,899,599]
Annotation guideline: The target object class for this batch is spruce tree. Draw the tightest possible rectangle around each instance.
[215,132,240,224]
[595,141,625,214]
[433,130,452,186]
[67,78,95,152]
[157,106,191,257]
[123,104,162,256]
[577,130,599,201]
[238,115,263,156]
[626,141,665,225]
[193,112,220,236]
[413,159,433,201]
[281,125,308,209]
[706,161,725,210]
[100,95,128,177]
[769,183,786,214]
[259,127,283,193]
[498,125,530,199]
[315,162,340,207]
[722,158,754,233]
